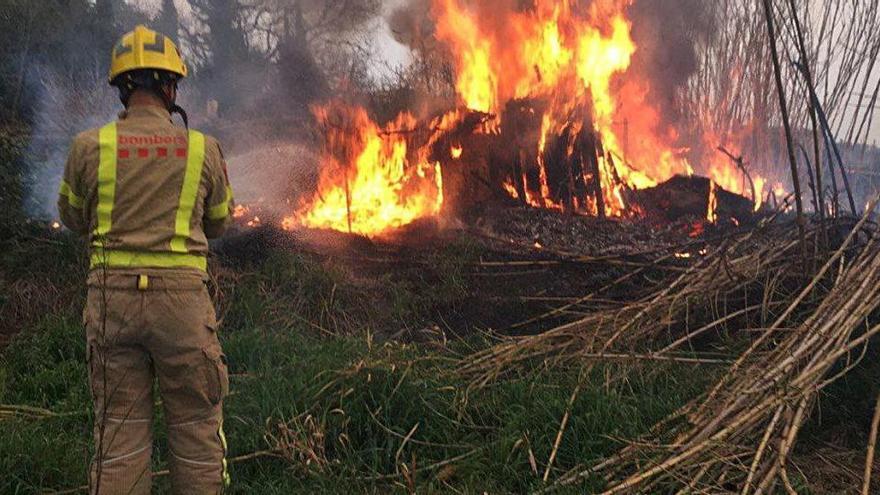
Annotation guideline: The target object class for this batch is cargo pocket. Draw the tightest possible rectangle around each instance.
[203,346,229,405]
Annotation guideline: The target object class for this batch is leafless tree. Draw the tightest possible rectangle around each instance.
[155,0,181,43]
[679,0,880,212]
[180,0,382,114]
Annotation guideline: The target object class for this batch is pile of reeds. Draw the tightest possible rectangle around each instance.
[461,203,880,493]
[545,206,880,493]
[462,210,862,382]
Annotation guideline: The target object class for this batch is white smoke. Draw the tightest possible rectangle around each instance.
[24,64,119,219]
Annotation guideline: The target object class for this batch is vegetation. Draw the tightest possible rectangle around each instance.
[3,219,876,493]
[0,230,714,494]
[2,1,879,493]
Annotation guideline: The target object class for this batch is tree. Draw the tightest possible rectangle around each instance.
[0,0,127,122]
[188,0,250,70]
[182,0,382,116]
[387,0,455,97]
[185,0,259,114]
[94,0,118,63]
[679,0,880,206]
[266,0,382,107]
[156,0,180,42]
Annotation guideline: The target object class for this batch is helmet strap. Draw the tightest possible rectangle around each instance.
[154,82,188,129]
[170,103,190,129]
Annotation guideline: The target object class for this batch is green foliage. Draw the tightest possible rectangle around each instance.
[0,319,706,493]
[0,229,86,344]
[0,126,28,228]
[0,242,711,493]
[0,0,149,124]
[0,316,87,409]
[221,250,361,335]
[207,321,708,494]
[801,343,880,448]
[0,316,91,494]
[0,415,90,493]
[219,238,483,337]
[0,227,84,281]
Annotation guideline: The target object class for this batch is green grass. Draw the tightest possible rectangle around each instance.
[0,317,709,494]
[0,233,715,494]
[0,125,27,230]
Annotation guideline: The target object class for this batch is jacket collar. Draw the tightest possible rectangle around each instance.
[119,105,172,123]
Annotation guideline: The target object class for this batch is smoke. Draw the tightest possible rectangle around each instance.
[626,0,712,131]
[22,57,219,219]
[387,0,724,176]
[23,65,119,219]
[621,0,719,173]
[20,3,323,221]
[388,0,434,49]
[19,0,723,223]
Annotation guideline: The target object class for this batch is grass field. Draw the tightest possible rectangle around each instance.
[0,225,721,494]
[2,223,877,494]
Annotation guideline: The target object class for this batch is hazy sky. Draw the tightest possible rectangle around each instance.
[375,0,413,71]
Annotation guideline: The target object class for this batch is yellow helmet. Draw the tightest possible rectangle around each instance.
[109,25,188,83]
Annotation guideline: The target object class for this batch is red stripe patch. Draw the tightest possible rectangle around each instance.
[176,148,187,158]
[118,149,130,159]
[157,147,168,157]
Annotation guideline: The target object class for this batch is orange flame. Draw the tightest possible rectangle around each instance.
[289,105,444,236]
[707,180,718,224]
[503,179,519,199]
[293,0,778,236]
[432,0,772,216]
[434,0,498,113]
[704,136,770,211]
[233,204,249,219]
[433,0,663,216]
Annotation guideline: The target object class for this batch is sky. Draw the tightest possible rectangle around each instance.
[375,0,413,70]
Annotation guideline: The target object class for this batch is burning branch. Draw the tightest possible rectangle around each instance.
[717,145,756,208]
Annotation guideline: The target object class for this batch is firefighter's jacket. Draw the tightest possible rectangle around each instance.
[58,105,233,274]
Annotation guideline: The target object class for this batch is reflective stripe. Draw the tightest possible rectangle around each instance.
[100,444,151,465]
[207,186,233,220]
[105,417,150,424]
[169,452,219,467]
[171,130,206,253]
[218,419,231,488]
[91,249,207,271]
[96,123,118,238]
[59,180,84,208]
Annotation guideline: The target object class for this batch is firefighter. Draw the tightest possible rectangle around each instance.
[57,25,234,494]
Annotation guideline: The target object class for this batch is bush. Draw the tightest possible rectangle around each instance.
[0,124,28,230]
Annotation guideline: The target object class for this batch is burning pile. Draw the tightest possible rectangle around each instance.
[288,0,776,236]
[292,106,444,236]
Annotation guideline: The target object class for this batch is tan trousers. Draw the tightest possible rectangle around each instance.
[84,271,229,495]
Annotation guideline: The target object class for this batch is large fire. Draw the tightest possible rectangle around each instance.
[292,106,444,235]
[291,0,771,236]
